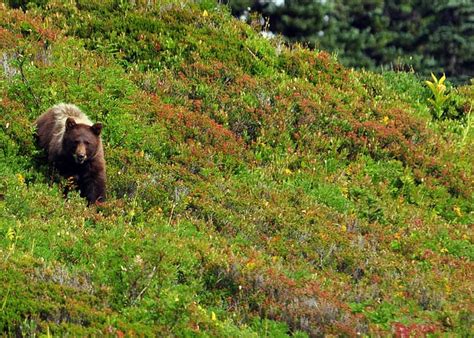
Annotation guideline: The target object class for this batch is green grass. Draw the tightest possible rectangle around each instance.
[1,0,473,336]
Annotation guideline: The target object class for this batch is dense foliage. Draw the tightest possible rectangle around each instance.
[227,0,474,83]
[0,0,473,336]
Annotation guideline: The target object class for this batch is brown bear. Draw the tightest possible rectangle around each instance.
[36,103,106,204]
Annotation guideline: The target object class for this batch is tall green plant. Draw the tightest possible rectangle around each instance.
[425,73,450,120]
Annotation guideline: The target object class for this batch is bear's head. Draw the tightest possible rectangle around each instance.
[63,117,102,164]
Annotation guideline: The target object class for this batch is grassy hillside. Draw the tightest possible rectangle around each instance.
[1,0,473,336]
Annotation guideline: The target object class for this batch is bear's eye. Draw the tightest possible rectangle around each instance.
[84,141,90,146]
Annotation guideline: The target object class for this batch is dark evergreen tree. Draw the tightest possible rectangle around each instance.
[226,0,474,82]
[423,1,474,82]
[266,0,328,46]
[319,0,390,69]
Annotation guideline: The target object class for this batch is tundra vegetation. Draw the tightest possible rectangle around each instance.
[0,0,473,336]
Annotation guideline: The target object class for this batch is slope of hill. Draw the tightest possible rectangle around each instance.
[0,1,473,336]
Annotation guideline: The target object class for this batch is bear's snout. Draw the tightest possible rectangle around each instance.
[75,153,86,163]
[74,143,87,164]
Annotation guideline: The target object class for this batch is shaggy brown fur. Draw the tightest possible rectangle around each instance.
[36,103,106,204]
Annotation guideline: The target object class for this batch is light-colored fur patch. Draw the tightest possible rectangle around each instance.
[48,103,93,156]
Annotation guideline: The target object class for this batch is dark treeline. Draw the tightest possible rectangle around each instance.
[227,0,474,83]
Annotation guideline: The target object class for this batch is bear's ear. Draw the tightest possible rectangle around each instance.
[91,123,103,136]
[65,118,77,131]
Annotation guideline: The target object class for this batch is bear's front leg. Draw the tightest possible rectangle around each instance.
[78,171,106,205]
